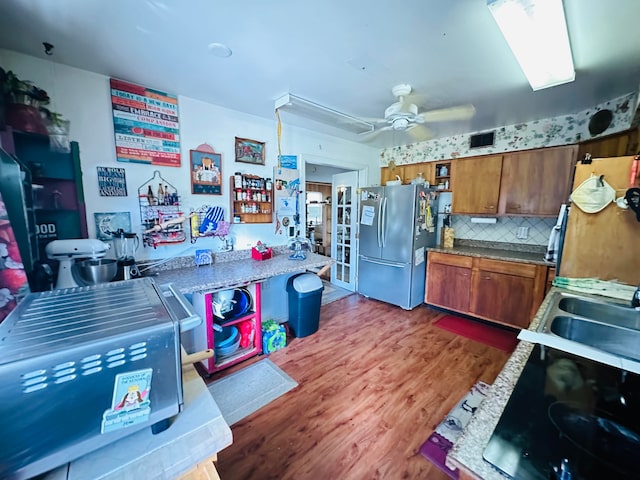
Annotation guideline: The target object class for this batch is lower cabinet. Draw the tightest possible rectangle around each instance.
[189,282,263,375]
[425,252,472,312]
[425,252,548,329]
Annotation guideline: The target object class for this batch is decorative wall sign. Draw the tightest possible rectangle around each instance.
[190,149,222,195]
[97,166,128,197]
[235,137,265,165]
[279,155,298,169]
[110,78,181,167]
[94,212,132,241]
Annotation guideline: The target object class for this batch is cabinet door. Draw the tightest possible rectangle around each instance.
[451,155,502,214]
[426,253,472,312]
[380,166,404,185]
[469,258,545,329]
[403,162,432,185]
[499,146,576,216]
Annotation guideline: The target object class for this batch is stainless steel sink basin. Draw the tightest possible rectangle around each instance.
[518,290,640,373]
[557,296,640,329]
[550,315,640,363]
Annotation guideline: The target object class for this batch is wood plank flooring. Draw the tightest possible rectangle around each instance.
[207,294,511,480]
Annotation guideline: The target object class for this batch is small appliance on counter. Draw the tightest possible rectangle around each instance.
[45,239,114,289]
[112,229,141,280]
[0,277,200,480]
[288,236,312,260]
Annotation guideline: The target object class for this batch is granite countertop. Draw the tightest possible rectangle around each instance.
[445,289,557,479]
[43,355,232,480]
[428,240,553,267]
[151,250,334,294]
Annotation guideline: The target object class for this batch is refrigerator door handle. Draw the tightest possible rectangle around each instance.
[381,197,388,247]
[377,199,383,248]
[359,255,405,268]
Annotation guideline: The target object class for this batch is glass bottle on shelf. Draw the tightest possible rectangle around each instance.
[147,185,155,206]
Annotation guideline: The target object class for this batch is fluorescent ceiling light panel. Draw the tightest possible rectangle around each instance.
[275,93,374,135]
[488,0,575,90]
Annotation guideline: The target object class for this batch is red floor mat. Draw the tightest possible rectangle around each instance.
[434,315,519,352]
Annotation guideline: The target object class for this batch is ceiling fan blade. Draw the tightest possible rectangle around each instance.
[419,104,476,123]
[359,125,392,142]
[406,124,433,141]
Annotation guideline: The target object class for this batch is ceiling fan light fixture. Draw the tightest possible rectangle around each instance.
[488,0,575,91]
[274,93,374,135]
[392,118,410,130]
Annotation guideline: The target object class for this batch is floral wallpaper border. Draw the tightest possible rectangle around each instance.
[380,92,637,166]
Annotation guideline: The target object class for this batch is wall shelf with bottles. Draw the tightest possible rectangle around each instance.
[434,160,451,191]
[138,171,186,248]
[229,175,273,224]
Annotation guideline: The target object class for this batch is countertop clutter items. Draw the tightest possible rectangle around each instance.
[252,240,273,260]
[0,278,190,479]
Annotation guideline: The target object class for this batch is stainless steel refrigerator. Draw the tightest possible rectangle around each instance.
[357,184,438,309]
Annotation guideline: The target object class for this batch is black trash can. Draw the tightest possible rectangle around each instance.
[286,273,324,338]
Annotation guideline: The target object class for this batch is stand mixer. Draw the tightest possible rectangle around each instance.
[45,239,112,289]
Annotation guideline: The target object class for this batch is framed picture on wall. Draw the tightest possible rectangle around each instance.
[235,137,265,165]
[190,149,222,195]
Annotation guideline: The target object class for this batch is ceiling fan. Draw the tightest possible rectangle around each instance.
[362,84,476,142]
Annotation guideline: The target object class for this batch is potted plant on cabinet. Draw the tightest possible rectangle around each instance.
[1,67,50,135]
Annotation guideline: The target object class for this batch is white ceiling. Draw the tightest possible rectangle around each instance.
[1,0,639,149]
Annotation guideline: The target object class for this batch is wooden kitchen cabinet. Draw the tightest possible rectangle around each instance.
[577,127,639,160]
[451,155,502,214]
[469,258,547,329]
[380,165,404,185]
[499,145,577,216]
[403,162,433,185]
[425,252,547,329]
[425,252,472,312]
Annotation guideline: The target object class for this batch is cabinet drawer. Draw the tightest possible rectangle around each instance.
[429,251,473,268]
[474,257,537,278]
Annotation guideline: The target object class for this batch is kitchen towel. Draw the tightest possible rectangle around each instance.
[419,381,491,479]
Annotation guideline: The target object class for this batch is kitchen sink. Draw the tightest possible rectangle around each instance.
[549,315,640,363]
[557,296,640,330]
[518,290,640,373]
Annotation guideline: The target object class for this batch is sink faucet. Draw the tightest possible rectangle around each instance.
[633,287,640,309]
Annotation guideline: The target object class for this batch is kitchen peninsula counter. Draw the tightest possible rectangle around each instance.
[445,290,554,480]
[150,248,334,294]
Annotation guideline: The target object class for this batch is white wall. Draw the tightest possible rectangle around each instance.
[1,49,379,261]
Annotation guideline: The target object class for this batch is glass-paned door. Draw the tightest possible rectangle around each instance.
[331,171,358,290]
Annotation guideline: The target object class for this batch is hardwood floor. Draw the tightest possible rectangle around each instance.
[209,294,511,480]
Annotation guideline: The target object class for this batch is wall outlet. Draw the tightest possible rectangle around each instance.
[516,226,529,239]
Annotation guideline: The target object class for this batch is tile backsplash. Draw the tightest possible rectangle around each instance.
[451,215,556,246]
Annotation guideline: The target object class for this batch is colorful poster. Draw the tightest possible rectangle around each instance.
[110,78,181,167]
[97,166,128,196]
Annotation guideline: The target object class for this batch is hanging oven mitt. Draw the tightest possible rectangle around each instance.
[570,174,615,213]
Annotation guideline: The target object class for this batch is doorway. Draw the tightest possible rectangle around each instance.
[331,171,358,291]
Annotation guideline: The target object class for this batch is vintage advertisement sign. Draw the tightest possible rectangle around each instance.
[110,78,181,167]
[97,166,128,196]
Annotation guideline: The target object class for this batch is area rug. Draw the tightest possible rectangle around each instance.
[208,358,297,425]
[434,315,519,352]
[419,381,491,479]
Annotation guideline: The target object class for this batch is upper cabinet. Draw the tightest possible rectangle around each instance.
[577,127,639,160]
[499,145,577,216]
[450,146,576,217]
[451,155,502,214]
